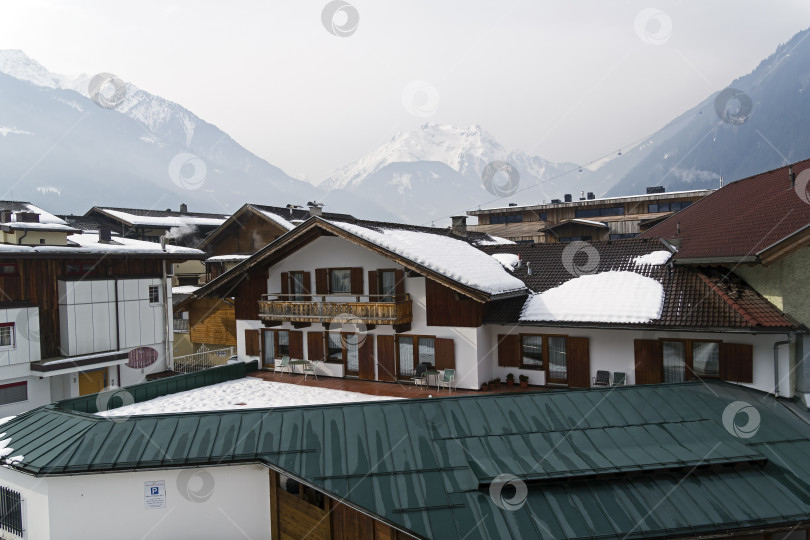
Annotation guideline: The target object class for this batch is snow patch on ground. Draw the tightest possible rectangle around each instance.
[521,271,664,323]
[96,378,402,417]
[632,250,672,266]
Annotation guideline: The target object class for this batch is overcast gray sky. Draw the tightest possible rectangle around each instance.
[1,0,808,184]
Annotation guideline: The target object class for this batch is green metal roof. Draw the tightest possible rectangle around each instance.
[3,381,810,539]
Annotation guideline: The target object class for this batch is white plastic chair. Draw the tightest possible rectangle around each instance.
[437,369,455,392]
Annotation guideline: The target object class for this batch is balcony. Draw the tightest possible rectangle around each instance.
[258,294,413,327]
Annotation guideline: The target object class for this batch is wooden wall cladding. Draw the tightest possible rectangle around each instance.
[425,279,485,327]
[189,298,237,346]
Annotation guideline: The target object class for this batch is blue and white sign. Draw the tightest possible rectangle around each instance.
[144,480,166,509]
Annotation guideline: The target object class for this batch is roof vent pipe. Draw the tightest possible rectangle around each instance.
[789,167,796,188]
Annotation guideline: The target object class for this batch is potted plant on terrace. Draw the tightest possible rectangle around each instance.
[506,373,515,387]
[494,377,501,388]
[519,374,529,388]
[481,380,489,391]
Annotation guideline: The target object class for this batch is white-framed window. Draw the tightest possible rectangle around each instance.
[0,324,14,349]
[148,285,160,304]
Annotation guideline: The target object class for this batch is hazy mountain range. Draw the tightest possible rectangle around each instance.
[1,28,809,224]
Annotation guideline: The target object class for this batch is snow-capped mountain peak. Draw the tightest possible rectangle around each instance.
[0,50,82,89]
[320,123,510,190]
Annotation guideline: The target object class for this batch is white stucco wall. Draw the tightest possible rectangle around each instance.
[0,465,271,540]
[484,325,792,396]
[235,236,484,389]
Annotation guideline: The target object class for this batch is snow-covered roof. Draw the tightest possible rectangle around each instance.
[1,221,80,233]
[569,218,609,227]
[632,250,672,266]
[472,235,515,246]
[491,253,520,271]
[96,378,400,416]
[259,210,296,231]
[0,233,204,257]
[172,285,200,295]
[205,254,252,263]
[99,208,228,228]
[520,271,664,324]
[327,221,526,296]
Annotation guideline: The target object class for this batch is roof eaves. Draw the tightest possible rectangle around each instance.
[756,223,810,265]
[674,255,759,265]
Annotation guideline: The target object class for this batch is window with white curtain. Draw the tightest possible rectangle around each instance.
[663,341,686,382]
[418,337,435,366]
[693,342,720,378]
[345,334,359,373]
[521,336,543,368]
[547,336,567,380]
[398,338,415,377]
[330,269,351,294]
[327,334,342,363]
[380,270,396,301]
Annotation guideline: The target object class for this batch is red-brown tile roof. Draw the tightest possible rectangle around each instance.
[480,239,794,330]
[640,159,810,261]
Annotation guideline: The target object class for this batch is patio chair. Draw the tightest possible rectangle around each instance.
[411,363,428,387]
[592,370,610,387]
[437,369,455,392]
[612,372,626,386]
[275,355,291,377]
[303,361,318,380]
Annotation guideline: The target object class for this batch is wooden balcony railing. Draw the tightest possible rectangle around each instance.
[258,293,413,325]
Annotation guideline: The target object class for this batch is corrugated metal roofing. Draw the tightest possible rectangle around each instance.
[3,382,810,539]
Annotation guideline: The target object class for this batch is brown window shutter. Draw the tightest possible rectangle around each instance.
[280,272,289,295]
[497,334,520,367]
[315,268,328,295]
[351,267,364,295]
[289,331,304,359]
[721,343,754,383]
[376,335,396,382]
[358,336,374,380]
[245,329,260,356]
[567,337,591,388]
[634,339,663,384]
[302,272,311,296]
[394,270,405,298]
[307,331,324,362]
[435,338,456,370]
[368,270,378,298]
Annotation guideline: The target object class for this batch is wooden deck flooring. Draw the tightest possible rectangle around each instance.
[248,370,548,399]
